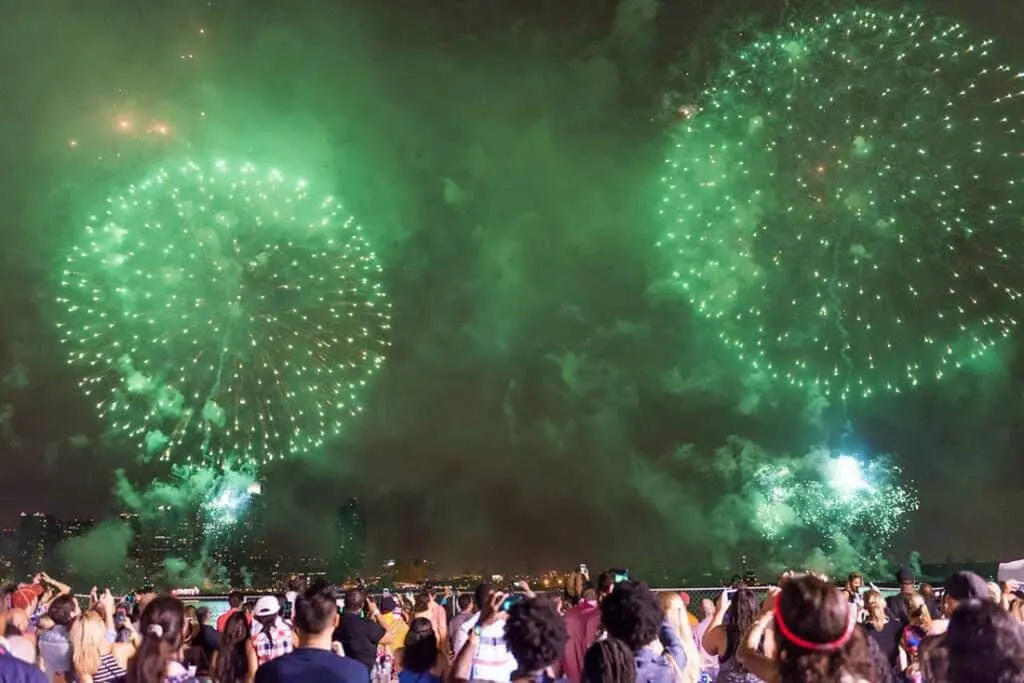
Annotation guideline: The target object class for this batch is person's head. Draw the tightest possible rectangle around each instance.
[659,592,687,634]
[221,610,251,648]
[183,604,199,641]
[583,638,637,683]
[581,588,598,603]
[846,573,863,592]
[127,596,187,683]
[9,583,44,613]
[864,590,888,630]
[196,606,210,625]
[595,571,617,600]
[343,588,365,613]
[907,593,933,630]
[47,594,79,628]
[987,582,1003,605]
[506,597,568,675]
[920,583,935,600]
[413,592,431,613]
[774,574,875,683]
[942,571,990,618]
[294,584,342,644]
[215,611,253,683]
[726,588,760,638]
[896,567,915,595]
[599,581,663,652]
[253,595,281,628]
[701,598,715,619]
[287,576,304,593]
[946,599,1024,683]
[6,608,29,635]
[473,583,497,614]
[70,610,108,676]
[227,591,244,609]
[457,593,473,614]
[402,618,439,674]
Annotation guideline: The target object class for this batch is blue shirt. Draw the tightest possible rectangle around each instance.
[255,647,370,683]
[0,651,48,683]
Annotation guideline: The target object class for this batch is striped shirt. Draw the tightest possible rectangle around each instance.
[93,653,127,683]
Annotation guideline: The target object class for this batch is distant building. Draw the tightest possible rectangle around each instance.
[0,527,17,583]
[332,498,367,580]
[16,513,61,578]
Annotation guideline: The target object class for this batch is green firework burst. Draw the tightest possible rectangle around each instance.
[58,160,391,466]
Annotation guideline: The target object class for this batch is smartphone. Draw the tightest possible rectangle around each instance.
[501,593,526,612]
[612,569,629,584]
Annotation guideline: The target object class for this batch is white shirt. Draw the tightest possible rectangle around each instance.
[455,615,517,683]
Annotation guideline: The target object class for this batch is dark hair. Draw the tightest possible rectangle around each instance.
[48,595,77,627]
[946,599,1024,683]
[287,576,304,592]
[343,588,365,612]
[776,575,876,683]
[600,581,662,652]
[457,594,473,612]
[196,606,210,624]
[296,584,340,635]
[595,571,617,596]
[583,638,637,683]
[474,583,497,612]
[214,611,252,683]
[506,597,569,673]
[127,596,186,683]
[723,588,759,661]
[403,618,439,674]
[414,592,432,613]
[848,573,863,584]
[227,591,244,608]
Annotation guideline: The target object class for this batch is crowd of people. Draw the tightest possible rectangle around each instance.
[0,567,1022,683]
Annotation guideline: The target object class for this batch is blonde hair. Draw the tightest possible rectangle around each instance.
[1010,599,1024,624]
[865,590,888,631]
[71,610,107,676]
[659,592,701,683]
[907,593,933,631]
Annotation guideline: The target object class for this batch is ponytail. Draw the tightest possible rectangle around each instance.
[127,597,186,683]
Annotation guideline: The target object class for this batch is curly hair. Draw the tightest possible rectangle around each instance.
[505,597,568,673]
[583,638,636,683]
[775,574,877,683]
[599,581,663,652]
[946,599,1024,683]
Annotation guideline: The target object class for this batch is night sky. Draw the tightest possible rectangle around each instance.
[1,0,1023,578]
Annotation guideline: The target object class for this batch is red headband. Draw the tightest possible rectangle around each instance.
[772,594,856,652]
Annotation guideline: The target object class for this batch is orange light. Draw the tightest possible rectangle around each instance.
[117,118,132,131]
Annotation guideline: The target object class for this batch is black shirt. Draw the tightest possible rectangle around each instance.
[333,613,386,672]
[255,647,370,683]
[885,594,912,627]
[863,619,902,669]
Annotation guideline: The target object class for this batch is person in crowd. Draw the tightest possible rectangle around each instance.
[918,584,941,620]
[285,577,305,620]
[861,590,901,672]
[217,593,246,632]
[180,606,205,675]
[450,586,518,683]
[659,592,701,683]
[693,598,719,680]
[885,568,916,627]
[255,583,369,683]
[212,611,258,683]
[126,595,198,683]
[898,594,934,683]
[600,581,687,683]
[503,597,568,683]
[38,594,80,682]
[424,587,449,655]
[9,581,46,623]
[333,588,386,673]
[920,570,991,682]
[844,573,864,612]
[189,607,217,679]
[944,598,1024,683]
[0,636,47,683]
[397,618,447,683]
[737,575,877,683]
[703,588,760,683]
[377,596,409,676]
[447,594,474,653]
[678,593,700,629]
[1009,599,1024,625]
[251,596,294,666]
[71,607,135,683]
[4,608,38,664]
[549,594,566,618]
[582,639,637,683]
[561,572,616,683]
[412,595,436,635]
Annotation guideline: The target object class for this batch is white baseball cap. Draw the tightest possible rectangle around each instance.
[254,596,280,617]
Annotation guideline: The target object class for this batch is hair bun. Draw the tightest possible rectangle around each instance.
[146,623,164,638]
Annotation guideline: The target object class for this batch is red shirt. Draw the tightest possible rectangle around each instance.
[216,607,252,631]
[561,600,601,683]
